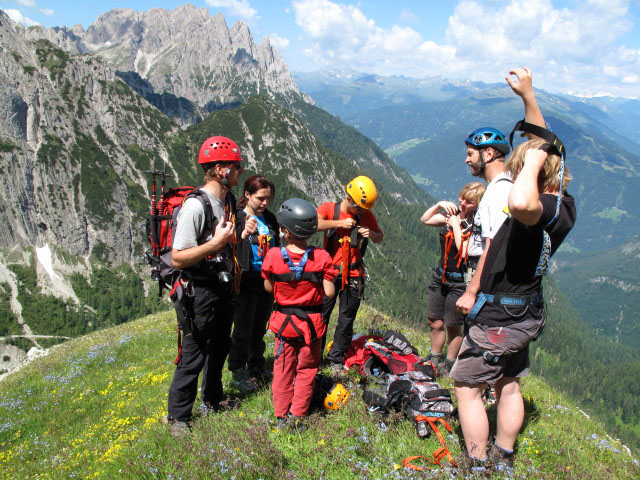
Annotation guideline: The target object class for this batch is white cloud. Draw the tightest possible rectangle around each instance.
[14,0,54,16]
[206,0,258,21]
[293,0,640,97]
[4,8,40,26]
[398,8,419,25]
[269,33,290,49]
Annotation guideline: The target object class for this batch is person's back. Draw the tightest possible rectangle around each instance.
[262,198,336,430]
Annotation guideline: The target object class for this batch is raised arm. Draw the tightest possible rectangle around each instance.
[506,67,546,134]
[420,201,458,227]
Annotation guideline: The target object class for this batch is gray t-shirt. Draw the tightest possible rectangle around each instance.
[172,189,225,251]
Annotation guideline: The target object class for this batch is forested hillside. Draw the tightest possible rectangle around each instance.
[553,238,640,349]
[532,278,640,450]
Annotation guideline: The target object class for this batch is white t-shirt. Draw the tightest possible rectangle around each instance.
[172,189,225,251]
[467,172,513,257]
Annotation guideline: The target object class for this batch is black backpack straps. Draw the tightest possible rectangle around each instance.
[509,119,566,159]
[188,189,217,239]
[272,271,324,283]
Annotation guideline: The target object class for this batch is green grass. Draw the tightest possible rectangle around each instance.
[0,306,637,479]
[594,207,628,222]
[385,139,427,158]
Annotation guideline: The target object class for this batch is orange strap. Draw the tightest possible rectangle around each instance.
[442,229,472,282]
[229,212,242,294]
[174,325,182,365]
[339,236,350,290]
[441,230,455,283]
[403,416,457,470]
[257,234,270,257]
[455,230,472,268]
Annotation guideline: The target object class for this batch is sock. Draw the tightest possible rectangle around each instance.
[495,443,514,455]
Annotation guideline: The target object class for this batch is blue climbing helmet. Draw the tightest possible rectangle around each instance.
[465,127,510,156]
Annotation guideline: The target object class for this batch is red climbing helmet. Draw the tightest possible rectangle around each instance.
[198,136,243,164]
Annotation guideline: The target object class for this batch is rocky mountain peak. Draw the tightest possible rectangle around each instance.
[21,4,308,119]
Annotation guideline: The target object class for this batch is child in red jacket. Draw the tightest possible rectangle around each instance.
[262,198,336,429]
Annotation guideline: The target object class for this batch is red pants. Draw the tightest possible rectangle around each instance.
[272,337,322,417]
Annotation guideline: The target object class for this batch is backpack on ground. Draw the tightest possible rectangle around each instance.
[363,371,454,432]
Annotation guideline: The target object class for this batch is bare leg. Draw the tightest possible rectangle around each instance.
[455,381,489,459]
[494,377,524,450]
[445,325,463,360]
[428,317,445,354]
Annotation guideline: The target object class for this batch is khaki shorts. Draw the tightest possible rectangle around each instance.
[450,313,545,386]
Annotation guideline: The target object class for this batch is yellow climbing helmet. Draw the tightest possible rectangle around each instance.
[324,382,350,410]
[346,176,377,210]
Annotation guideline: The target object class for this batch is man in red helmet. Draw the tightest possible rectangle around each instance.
[167,136,256,437]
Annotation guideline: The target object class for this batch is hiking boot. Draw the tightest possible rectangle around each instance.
[456,452,489,477]
[288,414,308,433]
[249,366,273,384]
[232,368,258,394]
[275,417,289,430]
[487,442,515,473]
[168,419,191,438]
[427,353,443,369]
[439,358,456,377]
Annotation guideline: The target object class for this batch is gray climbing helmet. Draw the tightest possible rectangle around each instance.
[276,198,318,239]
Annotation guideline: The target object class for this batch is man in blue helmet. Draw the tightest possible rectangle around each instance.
[456,123,513,315]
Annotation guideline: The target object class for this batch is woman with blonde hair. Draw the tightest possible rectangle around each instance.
[420,181,486,376]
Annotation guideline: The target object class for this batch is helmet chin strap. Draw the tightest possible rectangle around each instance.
[479,148,496,172]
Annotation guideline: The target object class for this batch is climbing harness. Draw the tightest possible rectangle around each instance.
[271,246,324,359]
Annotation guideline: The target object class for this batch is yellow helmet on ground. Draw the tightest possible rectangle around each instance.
[346,176,377,209]
[324,383,350,410]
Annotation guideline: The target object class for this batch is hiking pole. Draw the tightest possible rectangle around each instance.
[157,161,173,297]
[149,158,159,258]
[158,159,172,218]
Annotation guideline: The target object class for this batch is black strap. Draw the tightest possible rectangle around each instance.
[272,271,324,283]
[459,332,503,365]
[509,119,566,159]
[185,189,216,239]
[334,258,363,272]
[325,202,343,251]
[274,304,322,342]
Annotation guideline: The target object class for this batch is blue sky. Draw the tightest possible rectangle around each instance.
[2,1,640,97]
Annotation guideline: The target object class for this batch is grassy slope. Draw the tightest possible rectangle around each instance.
[1,307,638,480]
